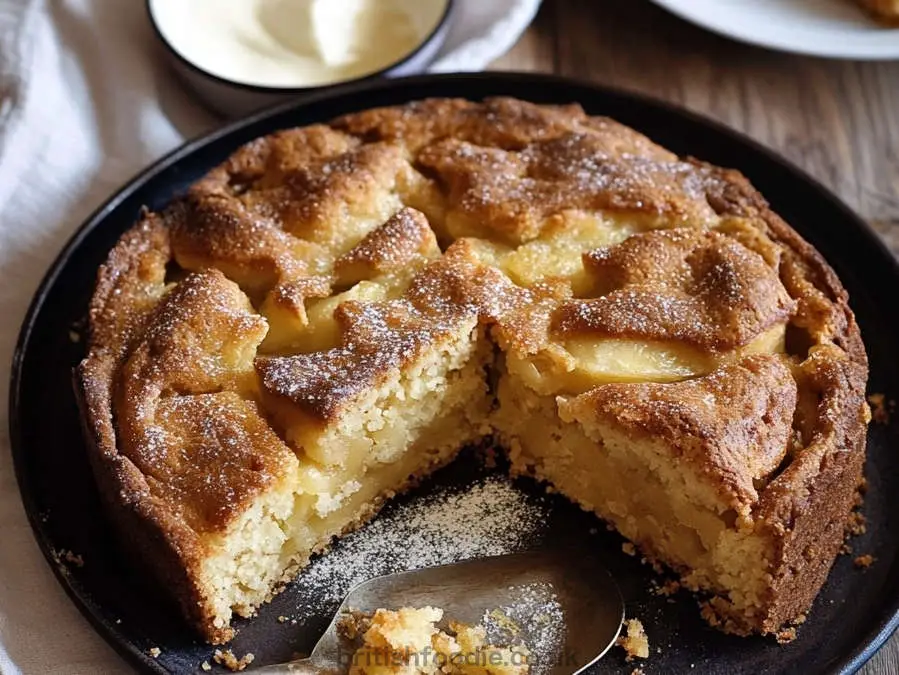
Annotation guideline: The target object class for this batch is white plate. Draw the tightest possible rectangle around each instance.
[649,0,899,60]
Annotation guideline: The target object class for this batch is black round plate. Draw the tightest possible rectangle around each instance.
[9,73,899,675]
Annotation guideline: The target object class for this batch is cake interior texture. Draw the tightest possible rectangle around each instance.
[77,98,869,645]
[341,606,530,675]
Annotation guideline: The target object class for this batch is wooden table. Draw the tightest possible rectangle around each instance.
[493,1,899,672]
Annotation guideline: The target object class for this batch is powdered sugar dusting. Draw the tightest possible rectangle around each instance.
[292,476,550,617]
[482,581,566,674]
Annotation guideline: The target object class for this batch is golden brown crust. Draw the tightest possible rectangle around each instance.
[334,207,439,285]
[77,220,236,643]
[557,229,796,351]
[78,97,869,643]
[560,354,797,510]
[112,269,298,531]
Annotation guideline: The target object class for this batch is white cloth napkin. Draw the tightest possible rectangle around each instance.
[0,1,540,672]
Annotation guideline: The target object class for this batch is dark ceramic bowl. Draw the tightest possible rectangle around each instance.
[146,0,456,117]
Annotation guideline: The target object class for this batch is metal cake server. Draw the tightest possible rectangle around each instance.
[253,550,624,674]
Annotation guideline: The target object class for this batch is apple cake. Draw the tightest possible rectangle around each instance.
[76,97,869,645]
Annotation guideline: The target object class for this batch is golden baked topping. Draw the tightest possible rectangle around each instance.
[334,207,440,286]
[557,229,795,352]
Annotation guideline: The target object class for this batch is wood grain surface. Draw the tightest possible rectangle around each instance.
[491,2,899,673]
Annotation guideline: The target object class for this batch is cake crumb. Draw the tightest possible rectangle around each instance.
[52,549,84,568]
[62,550,84,567]
[277,615,288,623]
[213,649,255,672]
[631,669,645,675]
[148,647,161,658]
[622,542,637,556]
[654,579,680,597]
[846,510,867,537]
[345,606,530,674]
[336,609,370,641]
[776,627,797,644]
[839,542,853,555]
[641,558,665,574]
[617,618,649,660]
[854,554,875,569]
[791,613,807,626]
[201,662,212,672]
[698,599,752,636]
[868,393,894,424]
[68,329,81,343]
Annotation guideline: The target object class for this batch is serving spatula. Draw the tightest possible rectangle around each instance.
[253,550,624,674]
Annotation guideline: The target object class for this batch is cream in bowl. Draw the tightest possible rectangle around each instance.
[147,0,453,116]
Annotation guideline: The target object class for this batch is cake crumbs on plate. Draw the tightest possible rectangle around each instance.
[617,618,649,661]
[148,647,161,658]
[776,627,797,644]
[868,393,894,424]
[200,662,212,672]
[61,550,84,567]
[631,669,645,675]
[641,557,665,575]
[213,649,255,672]
[839,542,853,555]
[653,579,681,597]
[51,548,84,568]
[698,599,752,636]
[277,615,288,623]
[621,542,637,556]
[854,554,875,569]
[845,510,867,537]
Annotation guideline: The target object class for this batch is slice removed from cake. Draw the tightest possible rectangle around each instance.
[497,355,796,633]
